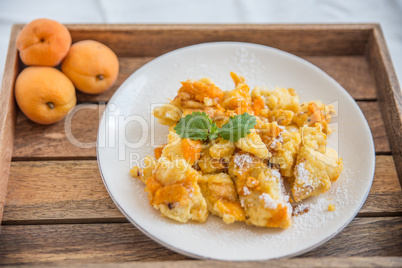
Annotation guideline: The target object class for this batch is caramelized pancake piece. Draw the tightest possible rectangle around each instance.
[161,131,202,165]
[300,124,327,152]
[266,109,295,126]
[199,173,245,224]
[235,129,271,159]
[179,79,224,104]
[130,156,157,183]
[153,104,182,126]
[197,138,234,174]
[229,152,292,228]
[251,86,300,113]
[197,146,229,174]
[209,137,235,159]
[270,131,301,178]
[292,146,343,202]
[144,157,208,223]
[221,72,253,115]
[293,101,335,134]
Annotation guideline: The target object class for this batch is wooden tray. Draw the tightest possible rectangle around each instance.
[0,24,401,266]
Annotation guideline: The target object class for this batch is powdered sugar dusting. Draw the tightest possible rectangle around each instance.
[293,203,309,216]
[269,133,283,150]
[259,192,292,218]
[295,162,310,185]
[250,180,258,186]
[259,193,278,209]
[243,186,251,196]
[271,169,281,179]
[234,154,253,168]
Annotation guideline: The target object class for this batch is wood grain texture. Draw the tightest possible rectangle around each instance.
[12,105,105,160]
[6,258,401,268]
[367,26,402,184]
[357,102,391,153]
[63,24,373,57]
[12,100,390,159]
[302,217,402,258]
[360,156,401,216]
[304,56,377,100]
[3,156,400,223]
[0,217,401,265]
[4,160,121,222]
[0,25,19,222]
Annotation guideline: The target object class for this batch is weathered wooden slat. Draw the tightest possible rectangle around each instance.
[3,156,400,223]
[12,105,105,160]
[0,222,187,265]
[0,217,401,265]
[302,217,402,258]
[12,100,390,159]
[357,102,391,154]
[360,193,402,216]
[367,26,402,185]
[0,25,19,222]
[6,258,402,268]
[370,155,400,193]
[4,160,120,222]
[358,101,391,153]
[360,156,401,216]
[303,56,377,100]
[62,24,373,57]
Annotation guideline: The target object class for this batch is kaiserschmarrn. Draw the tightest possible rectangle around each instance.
[130,72,343,229]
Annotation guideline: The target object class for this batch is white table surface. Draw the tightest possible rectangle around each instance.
[0,0,401,86]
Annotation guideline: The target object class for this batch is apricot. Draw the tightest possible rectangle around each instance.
[61,40,119,94]
[15,67,76,125]
[16,18,71,66]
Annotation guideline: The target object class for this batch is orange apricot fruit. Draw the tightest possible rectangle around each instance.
[16,18,72,66]
[61,40,119,94]
[15,67,77,125]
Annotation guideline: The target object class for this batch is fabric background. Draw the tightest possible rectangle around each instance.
[1,0,401,85]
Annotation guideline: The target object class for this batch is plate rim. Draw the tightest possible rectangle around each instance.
[96,41,376,261]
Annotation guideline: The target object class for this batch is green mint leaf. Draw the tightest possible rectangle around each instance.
[173,111,257,143]
[220,113,257,142]
[174,112,212,141]
[208,122,220,140]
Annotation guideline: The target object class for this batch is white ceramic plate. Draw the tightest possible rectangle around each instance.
[97,42,375,261]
